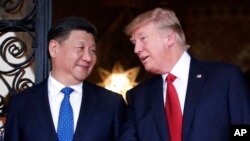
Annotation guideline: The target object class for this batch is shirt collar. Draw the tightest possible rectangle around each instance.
[162,51,191,80]
[48,73,83,98]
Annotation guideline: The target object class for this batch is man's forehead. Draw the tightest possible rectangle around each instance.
[130,23,154,38]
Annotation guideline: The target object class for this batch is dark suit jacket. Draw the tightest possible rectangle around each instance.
[4,79,126,141]
[120,59,250,141]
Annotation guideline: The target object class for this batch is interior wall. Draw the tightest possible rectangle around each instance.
[52,0,250,86]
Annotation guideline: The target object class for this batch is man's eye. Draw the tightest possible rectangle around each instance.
[89,48,96,54]
[78,46,84,50]
[140,36,147,41]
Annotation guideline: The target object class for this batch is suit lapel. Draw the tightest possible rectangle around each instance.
[31,79,58,140]
[150,76,169,141]
[73,81,100,141]
[182,59,205,135]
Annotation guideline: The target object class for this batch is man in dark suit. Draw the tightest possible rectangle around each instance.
[4,17,126,141]
[119,7,250,141]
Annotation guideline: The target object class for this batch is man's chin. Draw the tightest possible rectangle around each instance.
[75,73,90,81]
[145,66,153,73]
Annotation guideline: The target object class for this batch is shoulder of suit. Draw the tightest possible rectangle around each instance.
[8,78,47,102]
[128,75,162,92]
[198,60,240,71]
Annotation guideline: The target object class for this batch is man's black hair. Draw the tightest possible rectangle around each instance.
[47,17,97,42]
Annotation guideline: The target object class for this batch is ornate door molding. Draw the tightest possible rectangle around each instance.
[0,0,52,136]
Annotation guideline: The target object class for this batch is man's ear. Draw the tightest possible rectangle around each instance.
[166,31,176,47]
[48,40,59,58]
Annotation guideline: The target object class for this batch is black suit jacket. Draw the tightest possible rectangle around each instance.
[120,59,250,141]
[4,79,126,141]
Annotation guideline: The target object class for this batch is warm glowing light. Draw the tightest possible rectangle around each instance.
[98,63,140,100]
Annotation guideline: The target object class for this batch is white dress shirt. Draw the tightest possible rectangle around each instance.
[48,74,82,132]
[162,51,191,114]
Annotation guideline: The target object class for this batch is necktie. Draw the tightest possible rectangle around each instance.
[57,87,74,141]
[165,73,182,141]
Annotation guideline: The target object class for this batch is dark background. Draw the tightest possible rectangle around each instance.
[53,0,250,86]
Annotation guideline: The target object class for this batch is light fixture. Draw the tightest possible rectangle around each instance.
[98,63,140,100]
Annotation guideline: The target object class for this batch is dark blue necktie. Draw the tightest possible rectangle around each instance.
[57,87,74,141]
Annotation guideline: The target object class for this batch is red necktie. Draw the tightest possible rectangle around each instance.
[165,73,182,141]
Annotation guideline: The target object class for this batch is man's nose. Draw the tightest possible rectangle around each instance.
[81,51,91,62]
[134,42,143,54]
